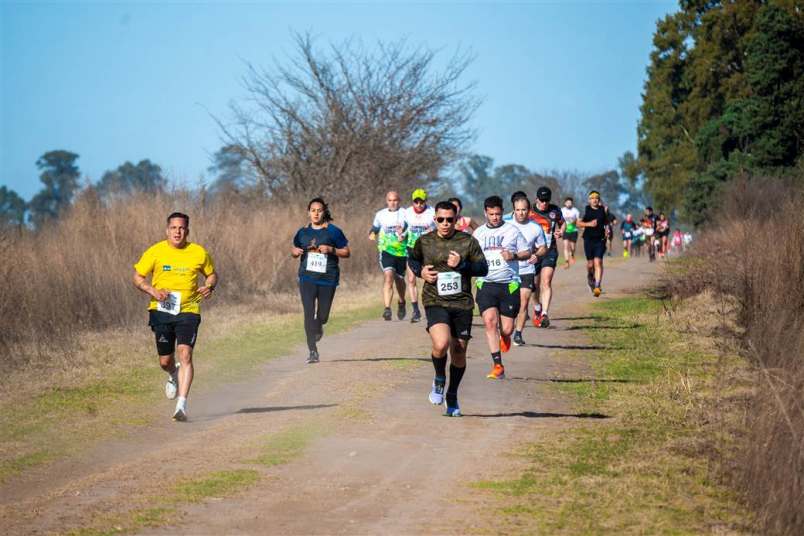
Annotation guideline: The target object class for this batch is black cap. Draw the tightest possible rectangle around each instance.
[536,187,552,202]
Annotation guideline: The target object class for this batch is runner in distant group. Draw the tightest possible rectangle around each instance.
[369,191,408,321]
[560,197,580,268]
[620,214,637,258]
[407,201,488,417]
[671,228,684,254]
[577,191,610,297]
[133,212,217,422]
[656,212,670,258]
[508,193,547,347]
[643,207,658,262]
[530,186,565,328]
[403,189,436,323]
[449,197,477,233]
[605,210,618,257]
[291,198,350,364]
[473,195,530,380]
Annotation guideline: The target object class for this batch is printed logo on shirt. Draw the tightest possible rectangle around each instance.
[163,265,172,271]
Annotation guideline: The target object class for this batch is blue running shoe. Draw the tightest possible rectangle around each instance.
[444,403,462,417]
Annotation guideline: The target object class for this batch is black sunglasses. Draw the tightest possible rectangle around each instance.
[436,217,455,223]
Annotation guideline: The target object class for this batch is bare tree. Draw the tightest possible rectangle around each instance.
[219,33,480,202]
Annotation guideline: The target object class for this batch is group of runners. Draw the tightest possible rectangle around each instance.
[132,186,678,421]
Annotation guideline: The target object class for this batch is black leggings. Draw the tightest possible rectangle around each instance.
[299,281,337,351]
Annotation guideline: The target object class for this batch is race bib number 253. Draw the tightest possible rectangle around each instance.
[437,272,462,296]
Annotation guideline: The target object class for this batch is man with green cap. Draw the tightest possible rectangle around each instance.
[403,188,436,322]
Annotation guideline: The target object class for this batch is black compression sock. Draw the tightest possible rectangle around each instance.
[412,302,420,313]
[431,354,447,379]
[514,330,522,338]
[447,364,466,397]
[491,351,502,366]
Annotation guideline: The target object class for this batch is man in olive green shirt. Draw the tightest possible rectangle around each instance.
[408,201,488,417]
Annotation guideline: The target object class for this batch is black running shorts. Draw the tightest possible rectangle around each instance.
[379,251,407,278]
[475,281,521,318]
[149,311,201,356]
[425,306,473,340]
[583,238,607,260]
[519,273,536,291]
[563,231,578,243]
[535,249,559,275]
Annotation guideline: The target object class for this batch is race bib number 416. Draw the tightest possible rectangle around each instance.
[305,252,328,273]
[437,272,462,296]
[485,250,506,270]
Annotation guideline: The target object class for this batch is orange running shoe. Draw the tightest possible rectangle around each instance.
[500,334,511,353]
[593,287,602,297]
[532,311,542,328]
[486,363,505,380]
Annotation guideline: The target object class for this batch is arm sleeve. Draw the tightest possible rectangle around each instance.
[293,229,303,248]
[370,211,381,234]
[332,226,348,248]
[133,247,155,277]
[534,226,547,248]
[406,238,424,277]
[202,250,215,276]
[460,238,488,277]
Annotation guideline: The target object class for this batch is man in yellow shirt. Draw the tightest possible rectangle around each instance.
[133,212,217,421]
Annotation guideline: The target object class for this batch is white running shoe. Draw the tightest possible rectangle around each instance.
[429,379,445,405]
[165,364,179,400]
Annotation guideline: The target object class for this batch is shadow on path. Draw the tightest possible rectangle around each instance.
[525,343,615,350]
[564,323,641,331]
[464,411,609,419]
[327,357,430,363]
[508,376,636,384]
[236,404,338,414]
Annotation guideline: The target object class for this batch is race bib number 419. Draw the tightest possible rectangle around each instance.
[437,272,462,296]
[305,252,328,273]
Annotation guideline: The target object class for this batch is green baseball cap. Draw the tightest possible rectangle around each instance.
[412,188,427,201]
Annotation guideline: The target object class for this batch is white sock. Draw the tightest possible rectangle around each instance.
[176,396,187,411]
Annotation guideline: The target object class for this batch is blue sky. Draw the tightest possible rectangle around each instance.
[1,1,675,200]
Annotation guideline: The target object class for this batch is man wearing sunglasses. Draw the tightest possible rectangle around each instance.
[473,196,531,380]
[408,201,487,417]
[403,188,436,323]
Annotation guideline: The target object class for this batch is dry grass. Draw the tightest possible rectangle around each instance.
[0,190,380,378]
[664,178,804,535]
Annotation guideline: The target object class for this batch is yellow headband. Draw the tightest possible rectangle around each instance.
[588,192,601,200]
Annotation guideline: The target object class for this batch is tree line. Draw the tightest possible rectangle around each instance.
[637,0,804,225]
[2,32,653,229]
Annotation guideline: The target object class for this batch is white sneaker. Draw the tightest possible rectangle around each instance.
[165,364,179,400]
[173,398,187,421]
[429,379,445,405]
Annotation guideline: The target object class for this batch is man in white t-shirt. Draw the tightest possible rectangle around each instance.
[403,188,436,323]
[508,193,547,347]
[473,195,530,380]
[369,191,408,321]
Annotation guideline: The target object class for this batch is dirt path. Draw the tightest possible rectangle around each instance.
[0,256,658,535]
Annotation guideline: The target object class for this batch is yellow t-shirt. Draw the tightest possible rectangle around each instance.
[134,240,215,314]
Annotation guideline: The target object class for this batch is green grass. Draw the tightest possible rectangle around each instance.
[66,469,260,536]
[473,295,750,535]
[253,424,323,466]
[0,302,380,482]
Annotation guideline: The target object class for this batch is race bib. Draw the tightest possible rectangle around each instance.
[157,291,181,316]
[305,252,327,273]
[437,272,462,296]
[644,228,654,237]
[485,250,506,271]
